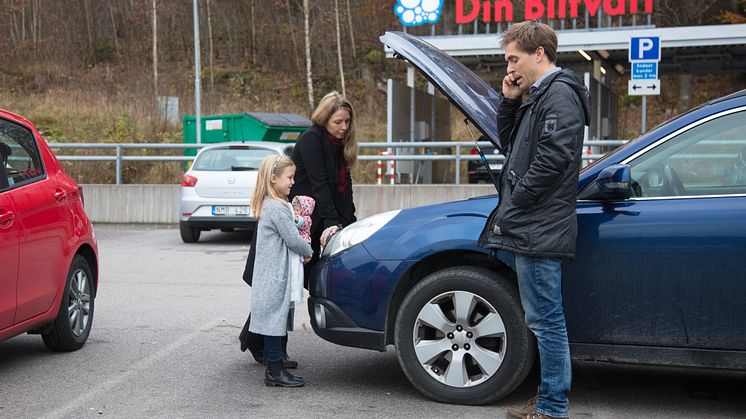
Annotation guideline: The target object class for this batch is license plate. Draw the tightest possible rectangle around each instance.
[212,205,251,216]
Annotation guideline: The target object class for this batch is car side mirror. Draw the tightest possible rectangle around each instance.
[595,164,631,200]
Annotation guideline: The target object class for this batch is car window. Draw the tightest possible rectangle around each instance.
[0,118,45,192]
[628,110,746,198]
[192,147,277,171]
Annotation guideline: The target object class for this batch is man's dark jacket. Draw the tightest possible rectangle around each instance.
[478,69,590,259]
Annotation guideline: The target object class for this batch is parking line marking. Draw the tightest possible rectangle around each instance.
[40,318,225,419]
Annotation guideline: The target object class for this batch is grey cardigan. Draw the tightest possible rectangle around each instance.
[248,198,313,336]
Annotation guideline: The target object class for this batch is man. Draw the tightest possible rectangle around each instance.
[479,21,590,419]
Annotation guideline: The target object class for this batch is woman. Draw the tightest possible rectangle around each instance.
[290,91,357,265]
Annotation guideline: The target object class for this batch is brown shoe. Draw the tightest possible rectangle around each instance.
[506,396,537,418]
[524,411,568,419]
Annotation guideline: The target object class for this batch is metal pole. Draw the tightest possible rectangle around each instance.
[115,145,122,185]
[455,145,460,184]
[193,0,202,144]
[641,95,647,134]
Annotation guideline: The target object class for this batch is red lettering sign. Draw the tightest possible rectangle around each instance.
[453,0,653,24]
[456,0,479,23]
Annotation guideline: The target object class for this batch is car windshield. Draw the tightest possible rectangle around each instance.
[192,147,276,171]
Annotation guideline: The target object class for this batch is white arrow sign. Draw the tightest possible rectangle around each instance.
[628,79,660,96]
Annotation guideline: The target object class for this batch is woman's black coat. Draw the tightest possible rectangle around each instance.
[290,124,356,265]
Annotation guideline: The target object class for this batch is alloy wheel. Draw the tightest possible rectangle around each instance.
[67,268,91,337]
[412,290,507,388]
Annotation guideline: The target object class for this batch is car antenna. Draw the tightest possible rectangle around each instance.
[464,119,500,192]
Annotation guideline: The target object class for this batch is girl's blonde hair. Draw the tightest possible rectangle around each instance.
[250,155,295,219]
[311,91,357,168]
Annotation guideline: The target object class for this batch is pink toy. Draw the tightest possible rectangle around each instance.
[292,195,315,243]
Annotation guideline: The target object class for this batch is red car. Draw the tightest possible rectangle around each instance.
[0,108,98,351]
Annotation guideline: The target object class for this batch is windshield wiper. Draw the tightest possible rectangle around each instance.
[231,166,253,171]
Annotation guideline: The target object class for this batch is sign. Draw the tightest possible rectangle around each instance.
[396,0,654,26]
[206,120,223,130]
[395,0,443,26]
[631,62,658,80]
[629,36,661,96]
[629,36,661,62]
[628,80,660,96]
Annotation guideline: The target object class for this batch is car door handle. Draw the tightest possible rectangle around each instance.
[0,209,14,229]
[54,189,67,203]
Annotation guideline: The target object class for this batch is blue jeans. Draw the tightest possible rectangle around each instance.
[264,335,283,364]
[515,254,571,418]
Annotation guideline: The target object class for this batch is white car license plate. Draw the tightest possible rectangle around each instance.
[212,205,251,216]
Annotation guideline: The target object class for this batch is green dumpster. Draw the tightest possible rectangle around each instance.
[183,112,311,157]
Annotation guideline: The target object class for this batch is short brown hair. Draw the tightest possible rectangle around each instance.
[500,21,558,64]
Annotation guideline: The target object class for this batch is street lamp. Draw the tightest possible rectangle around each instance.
[193,0,202,144]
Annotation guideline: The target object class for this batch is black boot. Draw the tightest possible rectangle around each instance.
[259,354,298,369]
[264,362,305,387]
[281,354,298,369]
[240,314,265,363]
[251,351,297,368]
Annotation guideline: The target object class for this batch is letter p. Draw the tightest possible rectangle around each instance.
[638,39,654,59]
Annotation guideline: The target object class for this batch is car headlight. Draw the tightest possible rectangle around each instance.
[322,210,401,257]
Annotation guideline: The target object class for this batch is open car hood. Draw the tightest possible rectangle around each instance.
[380,31,501,149]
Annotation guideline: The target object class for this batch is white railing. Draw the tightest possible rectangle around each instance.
[48,140,626,184]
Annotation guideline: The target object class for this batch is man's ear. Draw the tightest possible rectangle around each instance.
[535,46,545,63]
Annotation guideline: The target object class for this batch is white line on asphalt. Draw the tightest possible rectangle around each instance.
[40,318,226,419]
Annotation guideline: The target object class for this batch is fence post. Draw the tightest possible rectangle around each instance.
[455,144,461,184]
[115,145,122,185]
[376,153,382,185]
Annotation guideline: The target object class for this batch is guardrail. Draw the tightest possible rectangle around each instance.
[49,140,626,184]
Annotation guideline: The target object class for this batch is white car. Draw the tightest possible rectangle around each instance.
[179,141,293,243]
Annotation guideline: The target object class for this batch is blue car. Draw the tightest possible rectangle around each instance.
[308,31,746,405]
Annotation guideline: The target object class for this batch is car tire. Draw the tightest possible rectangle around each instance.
[42,255,95,352]
[394,266,535,405]
[180,221,201,243]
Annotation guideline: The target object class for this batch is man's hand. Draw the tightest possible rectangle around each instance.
[502,74,523,99]
[320,225,340,246]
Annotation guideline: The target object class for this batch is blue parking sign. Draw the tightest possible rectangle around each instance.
[629,36,660,62]
[631,62,658,80]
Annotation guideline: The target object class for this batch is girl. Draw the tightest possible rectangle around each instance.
[248,154,313,388]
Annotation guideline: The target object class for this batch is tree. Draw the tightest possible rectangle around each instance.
[152,0,158,100]
[285,0,301,73]
[345,0,356,59]
[303,0,314,110]
[250,0,256,66]
[108,0,120,59]
[206,0,214,90]
[334,0,346,96]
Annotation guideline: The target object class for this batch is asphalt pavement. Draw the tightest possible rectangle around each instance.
[1,224,745,418]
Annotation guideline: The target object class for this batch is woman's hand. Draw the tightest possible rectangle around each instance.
[320,225,340,246]
[303,255,313,264]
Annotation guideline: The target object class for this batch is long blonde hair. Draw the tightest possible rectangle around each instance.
[311,91,357,168]
[250,155,295,219]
